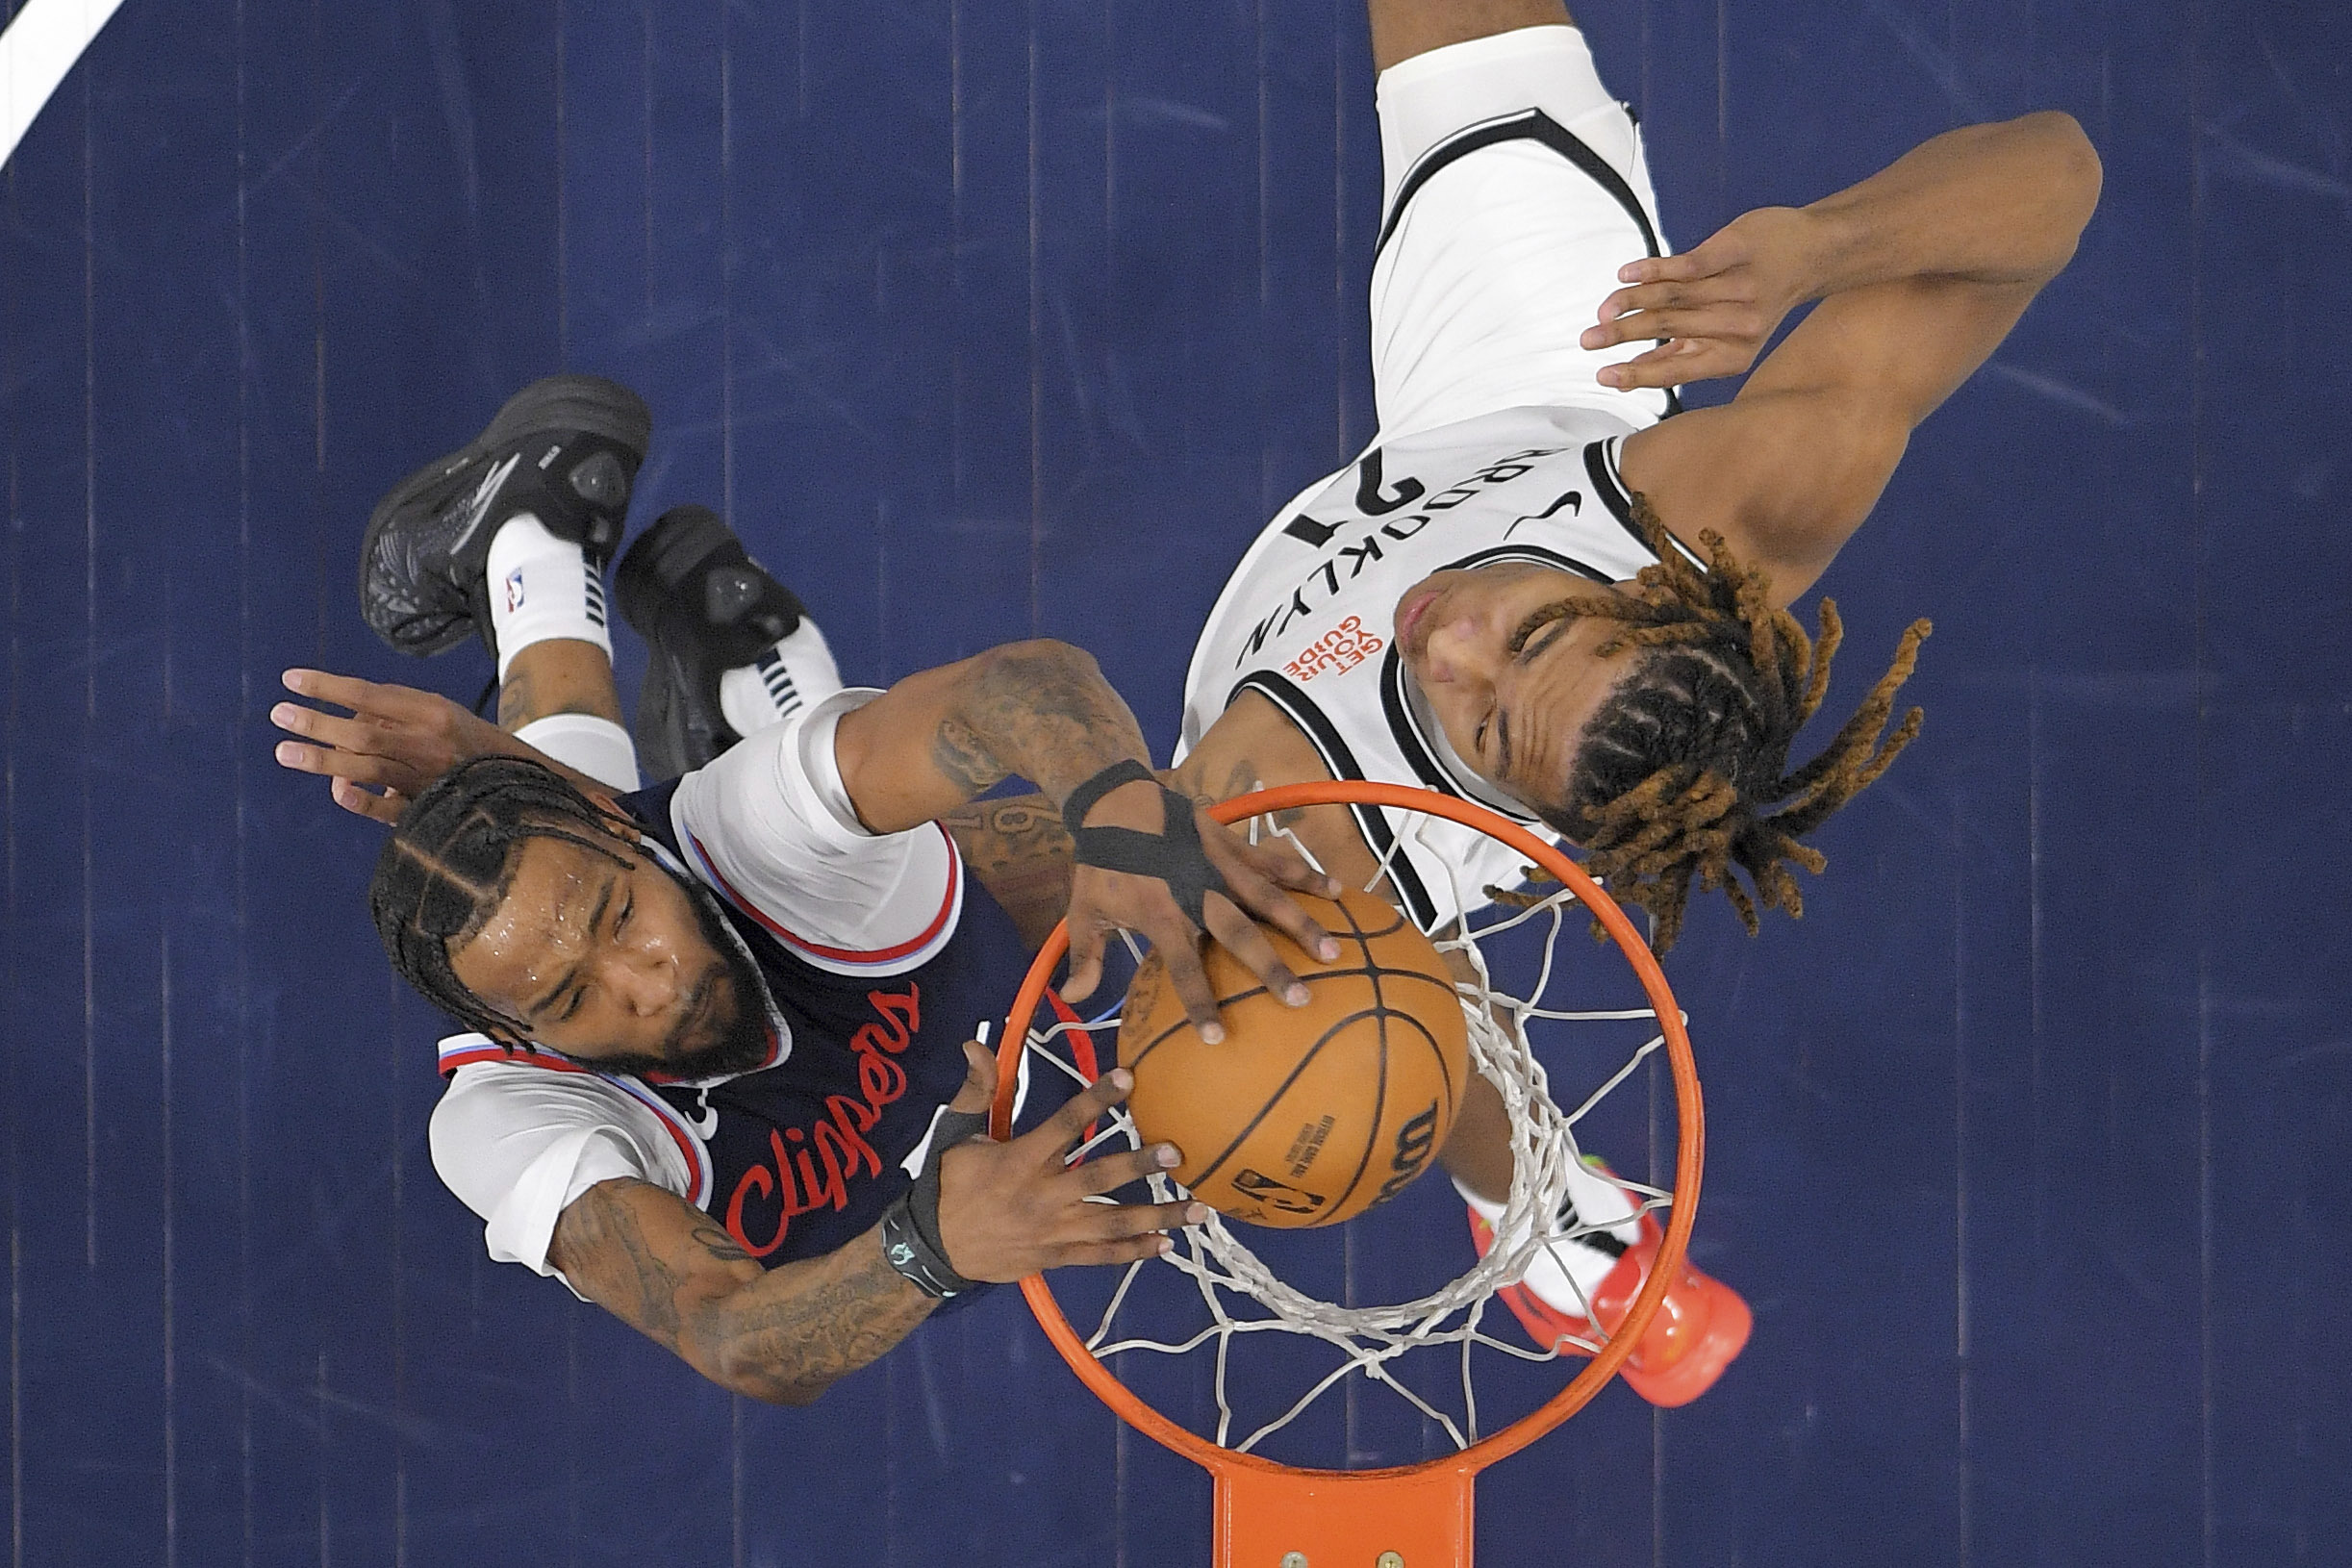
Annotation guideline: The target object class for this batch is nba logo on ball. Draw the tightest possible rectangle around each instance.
[504,567,526,612]
[1117,889,1471,1228]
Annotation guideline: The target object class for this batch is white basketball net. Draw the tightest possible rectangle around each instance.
[1020,806,1683,1455]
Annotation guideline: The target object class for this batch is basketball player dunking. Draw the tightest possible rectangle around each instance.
[282,1,2098,1408]
[960,0,2101,1403]
[275,384,1349,1406]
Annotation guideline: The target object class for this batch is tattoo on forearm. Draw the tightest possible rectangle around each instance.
[687,1215,753,1265]
[952,645,1152,804]
[715,1233,935,1399]
[931,718,1010,795]
[554,1181,933,1404]
[945,794,1076,948]
[556,1180,690,1344]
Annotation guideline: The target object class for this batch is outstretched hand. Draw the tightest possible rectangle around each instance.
[1059,777,1343,1044]
[270,668,526,824]
[933,1040,1207,1281]
[1583,205,1820,391]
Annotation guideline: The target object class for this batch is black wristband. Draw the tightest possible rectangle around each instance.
[879,1188,977,1299]
[1060,757,1156,838]
[878,1106,991,1300]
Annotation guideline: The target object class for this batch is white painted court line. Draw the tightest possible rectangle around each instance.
[0,0,130,170]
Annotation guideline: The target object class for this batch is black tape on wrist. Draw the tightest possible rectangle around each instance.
[1059,758,1156,838]
[879,1107,990,1300]
[1061,760,1230,928]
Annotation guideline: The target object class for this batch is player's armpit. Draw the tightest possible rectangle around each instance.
[547,1176,936,1405]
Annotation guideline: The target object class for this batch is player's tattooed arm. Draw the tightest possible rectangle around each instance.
[832,639,1340,1032]
[942,794,1075,951]
[548,1176,935,1406]
[931,641,1157,807]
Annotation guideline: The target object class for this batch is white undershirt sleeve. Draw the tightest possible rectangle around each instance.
[429,1058,695,1292]
[668,687,962,974]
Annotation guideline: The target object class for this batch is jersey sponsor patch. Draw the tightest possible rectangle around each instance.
[1283,614,1385,684]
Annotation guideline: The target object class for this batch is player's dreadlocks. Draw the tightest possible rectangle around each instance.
[369,754,637,1045]
[1505,495,1931,952]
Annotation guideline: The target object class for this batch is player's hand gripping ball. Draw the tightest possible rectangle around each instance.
[1115,888,1471,1227]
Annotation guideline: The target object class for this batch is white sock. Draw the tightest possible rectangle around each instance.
[486,515,612,679]
[514,714,642,794]
[1459,1162,1644,1317]
[718,619,843,736]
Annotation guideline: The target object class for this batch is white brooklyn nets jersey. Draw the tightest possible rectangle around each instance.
[1178,403,1701,934]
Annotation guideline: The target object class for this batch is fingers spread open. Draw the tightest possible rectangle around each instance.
[1067,1141,1183,1198]
[1078,1198,1202,1243]
[1201,896,1307,1008]
[1150,931,1228,1044]
[330,777,404,825]
[1603,340,1719,391]
[1213,852,1338,963]
[280,668,388,714]
[278,740,421,796]
[1027,1066,1132,1159]
[269,701,390,755]
[1247,836,1343,900]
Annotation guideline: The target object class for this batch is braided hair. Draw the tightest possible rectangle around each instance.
[368,754,636,1045]
[1510,495,1931,952]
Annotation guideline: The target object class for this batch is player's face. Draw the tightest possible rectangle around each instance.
[447,830,769,1076]
[1392,564,1637,820]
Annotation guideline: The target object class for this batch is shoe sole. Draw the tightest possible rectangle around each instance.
[358,374,652,654]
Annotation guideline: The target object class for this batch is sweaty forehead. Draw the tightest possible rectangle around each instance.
[449,835,612,999]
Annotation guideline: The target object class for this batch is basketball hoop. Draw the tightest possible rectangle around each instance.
[988,781,1705,1568]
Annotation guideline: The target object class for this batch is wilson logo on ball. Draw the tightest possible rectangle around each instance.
[1118,889,1470,1228]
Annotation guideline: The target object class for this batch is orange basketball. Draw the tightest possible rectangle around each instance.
[1116,888,1471,1228]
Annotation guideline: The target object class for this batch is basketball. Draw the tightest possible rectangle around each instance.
[1116,888,1472,1228]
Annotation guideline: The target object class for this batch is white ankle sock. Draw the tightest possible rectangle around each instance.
[513,714,641,793]
[718,619,843,737]
[486,515,612,679]
[1458,1162,1644,1316]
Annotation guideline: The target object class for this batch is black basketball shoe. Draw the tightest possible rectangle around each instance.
[359,374,652,662]
[616,505,814,781]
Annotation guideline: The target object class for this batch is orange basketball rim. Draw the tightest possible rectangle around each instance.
[989,781,1707,1568]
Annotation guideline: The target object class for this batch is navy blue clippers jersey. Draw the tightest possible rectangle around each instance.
[436,778,1038,1277]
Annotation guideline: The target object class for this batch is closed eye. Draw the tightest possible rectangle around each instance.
[1514,623,1571,664]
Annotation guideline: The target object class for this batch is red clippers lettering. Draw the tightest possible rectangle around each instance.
[719,983,923,1256]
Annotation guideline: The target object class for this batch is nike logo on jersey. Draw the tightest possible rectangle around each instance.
[446,452,523,557]
[1503,489,1583,540]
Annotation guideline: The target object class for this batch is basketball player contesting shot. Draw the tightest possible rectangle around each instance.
[273,380,1352,1406]
[952,0,2101,1400]
[278,0,2099,1408]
